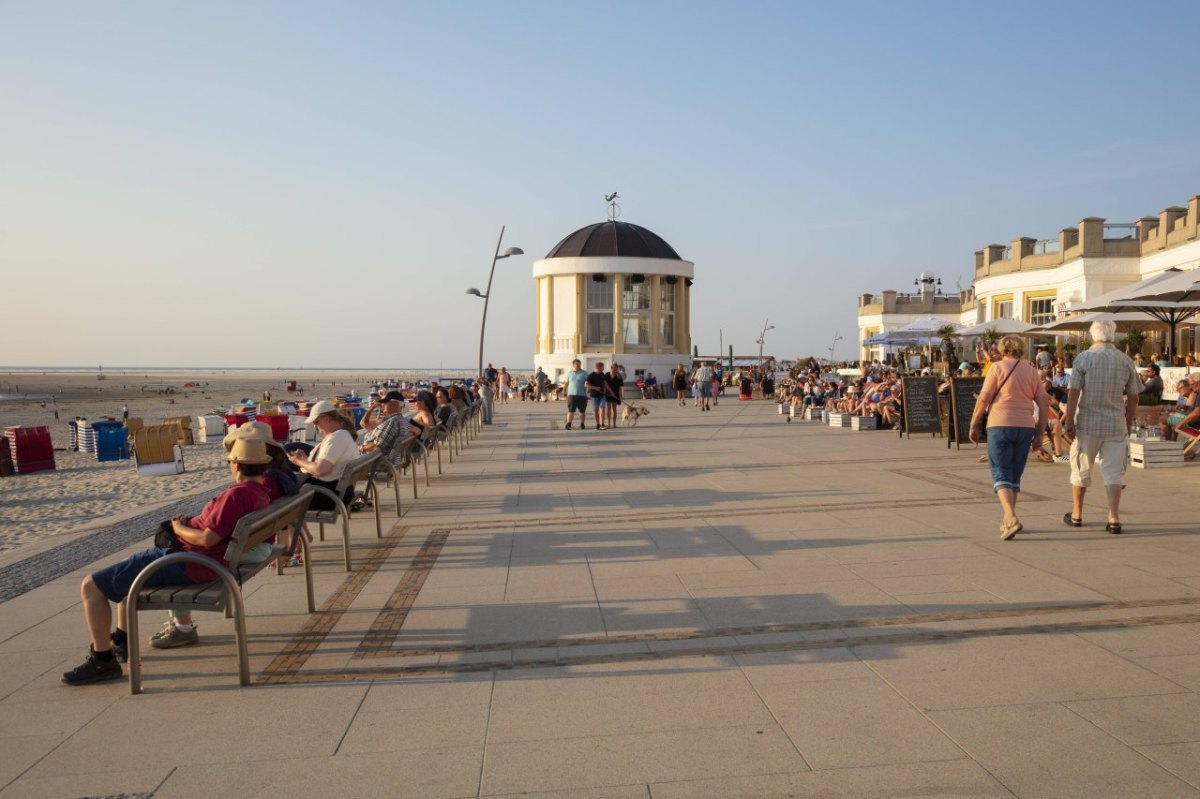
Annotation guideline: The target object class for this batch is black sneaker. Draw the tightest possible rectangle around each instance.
[111,638,128,663]
[579,423,586,429]
[565,423,572,430]
[62,647,123,686]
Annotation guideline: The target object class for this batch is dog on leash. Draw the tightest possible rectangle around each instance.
[621,403,650,427]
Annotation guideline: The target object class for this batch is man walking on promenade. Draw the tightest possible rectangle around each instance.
[585,362,609,430]
[564,359,588,430]
[1063,318,1143,534]
[693,361,714,411]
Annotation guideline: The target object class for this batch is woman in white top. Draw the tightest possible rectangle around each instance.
[288,400,359,510]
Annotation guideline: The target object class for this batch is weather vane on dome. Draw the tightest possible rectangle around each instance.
[605,192,621,221]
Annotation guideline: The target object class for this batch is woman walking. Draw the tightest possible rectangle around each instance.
[673,365,689,407]
[968,335,1048,540]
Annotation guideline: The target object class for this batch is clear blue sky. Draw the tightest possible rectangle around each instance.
[2,1,1198,368]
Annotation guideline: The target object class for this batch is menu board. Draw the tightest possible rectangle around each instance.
[948,376,986,450]
[900,377,941,438]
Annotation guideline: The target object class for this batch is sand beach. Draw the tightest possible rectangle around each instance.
[0,368,435,556]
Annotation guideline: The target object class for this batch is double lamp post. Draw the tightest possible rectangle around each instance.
[466,226,523,380]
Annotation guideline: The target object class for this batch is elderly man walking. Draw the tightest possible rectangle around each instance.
[1062,318,1143,534]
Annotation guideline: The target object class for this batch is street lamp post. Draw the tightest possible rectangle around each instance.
[466,226,523,380]
[756,319,775,374]
[828,332,843,365]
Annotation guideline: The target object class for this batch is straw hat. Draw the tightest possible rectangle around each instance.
[305,399,338,424]
[225,437,272,464]
[222,421,283,454]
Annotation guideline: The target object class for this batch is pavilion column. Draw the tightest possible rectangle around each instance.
[613,275,625,355]
[650,276,662,351]
[574,274,584,354]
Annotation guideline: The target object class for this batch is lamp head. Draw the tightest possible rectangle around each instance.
[466,288,485,297]
[498,246,524,258]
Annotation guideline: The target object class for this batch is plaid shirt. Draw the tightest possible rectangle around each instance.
[1069,343,1142,438]
[363,412,412,462]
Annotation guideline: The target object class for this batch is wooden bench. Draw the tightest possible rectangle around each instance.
[307,450,383,571]
[124,490,314,694]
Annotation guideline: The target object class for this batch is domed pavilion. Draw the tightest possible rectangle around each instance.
[532,219,694,385]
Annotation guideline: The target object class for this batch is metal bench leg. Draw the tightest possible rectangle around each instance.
[436,440,442,474]
[300,533,315,613]
[423,452,430,487]
[412,459,419,499]
[370,479,382,538]
[126,553,246,694]
[318,521,325,542]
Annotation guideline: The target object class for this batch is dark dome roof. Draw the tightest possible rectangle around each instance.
[545,221,682,260]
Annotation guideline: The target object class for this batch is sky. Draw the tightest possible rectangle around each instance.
[2,1,1199,369]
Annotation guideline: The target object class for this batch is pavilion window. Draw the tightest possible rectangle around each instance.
[659,281,675,347]
[585,277,614,346]
[621,277,651,347]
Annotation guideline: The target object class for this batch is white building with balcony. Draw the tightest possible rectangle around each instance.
[858,195,1200,361]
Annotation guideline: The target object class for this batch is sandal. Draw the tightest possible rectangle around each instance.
[1063,512,1082,528]
[1001,520,1023,541]
[1106,522,1122,535]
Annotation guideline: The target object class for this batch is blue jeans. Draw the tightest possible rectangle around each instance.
[987,426,1035,493]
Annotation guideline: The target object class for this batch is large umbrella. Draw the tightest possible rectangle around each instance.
[1112,266,1200,304]
[1031,311,1163,334]
[891,316,966,334]
[1073,268,1200,358]
[959,319,1037,336]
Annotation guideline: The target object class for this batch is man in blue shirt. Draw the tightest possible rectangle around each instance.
[564,359,589,430]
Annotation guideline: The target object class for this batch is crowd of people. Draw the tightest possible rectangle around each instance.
[59,335,1198,685]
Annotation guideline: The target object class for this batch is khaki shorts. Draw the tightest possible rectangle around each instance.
[1069,434,1128,488]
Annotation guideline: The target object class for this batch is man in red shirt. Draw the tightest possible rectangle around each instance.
[62,437,272,686]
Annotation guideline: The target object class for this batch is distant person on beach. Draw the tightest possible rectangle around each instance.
[1062,318,1142,534]
[122,404,128,422]
[62,434,273,685]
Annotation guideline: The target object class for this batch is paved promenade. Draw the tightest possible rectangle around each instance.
[2,398,1200,798]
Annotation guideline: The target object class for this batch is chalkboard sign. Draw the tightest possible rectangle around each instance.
[900,377,941,438]
[949,376,986,450]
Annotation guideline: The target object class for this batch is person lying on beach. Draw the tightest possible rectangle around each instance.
[63,435,273,685]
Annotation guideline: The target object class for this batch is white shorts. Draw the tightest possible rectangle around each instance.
[1069,434,1128,488]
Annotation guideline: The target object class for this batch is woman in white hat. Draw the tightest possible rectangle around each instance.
[288,400,359,510]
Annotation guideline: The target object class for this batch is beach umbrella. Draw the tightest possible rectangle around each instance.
[959,319,1037,336]
[1109,266,1200,304]
[1073,268,1200,358]
[1031,311,1163,334]
[891,316,966,334]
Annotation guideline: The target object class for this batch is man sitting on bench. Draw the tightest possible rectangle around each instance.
[62,436,273,686]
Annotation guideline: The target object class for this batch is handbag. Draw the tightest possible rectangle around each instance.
[971,362,1018,441]
[154,519,185,552]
